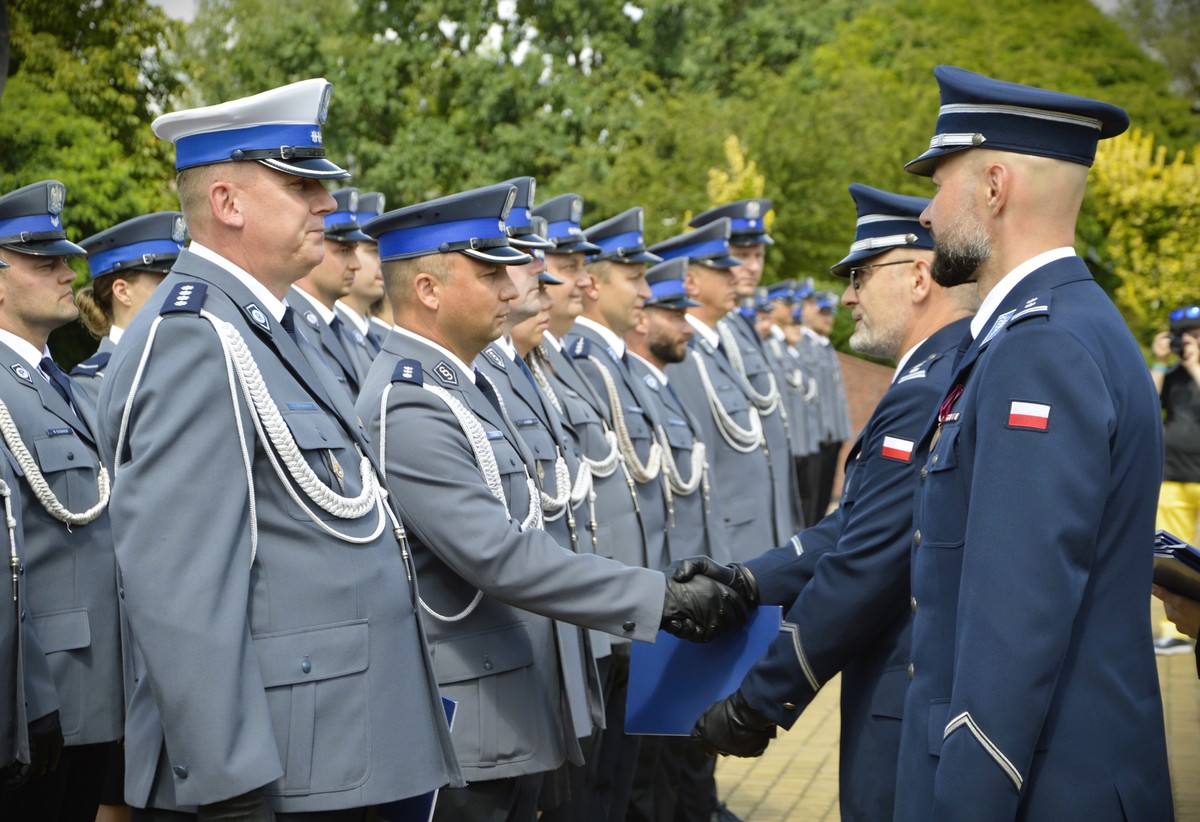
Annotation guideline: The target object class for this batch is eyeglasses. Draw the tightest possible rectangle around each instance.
[848,259,915,290]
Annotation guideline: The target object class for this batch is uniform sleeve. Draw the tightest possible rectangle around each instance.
[100,318,284,805]
[745,509,843,608]
[375,387,666,641]
[932,327,1115,817]
[739,385,929,726]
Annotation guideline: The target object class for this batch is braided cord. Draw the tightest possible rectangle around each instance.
[0,400,109,527]
[718,321,781,414]
[586,355,662,484]
[693,350,764,453]
[3,480,17,602]
[658,425,706,496]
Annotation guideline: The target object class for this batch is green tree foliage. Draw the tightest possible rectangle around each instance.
[1114,0,1200,111]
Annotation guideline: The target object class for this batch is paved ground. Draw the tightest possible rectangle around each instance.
[716,620,1200,820]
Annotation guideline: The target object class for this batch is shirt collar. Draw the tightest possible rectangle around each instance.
[628,351,669,386]
[0,328,49,372]
[575,316,626,358]
[369,315,392,333]
[109,325,124,345]
[390,324,476,384]
[335,301,370,335]
[189,241,288,322]
[803,326,829,346]
[685,314,721,348]
[543,332,563,352]
[970,247,1075,339]
[769,324,786,341]
[891,336,928,383]
[493,334,517,360]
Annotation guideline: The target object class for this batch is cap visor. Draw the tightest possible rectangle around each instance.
[611,249,662,265]
[538,271,564,285]
[904,145,970,177]
[549,239,602,255]
[462,246,534,265]
[510,233,557,250]
[260,157,350,180]
[647,296,701,309]
[326,228,373,242]
[4,238,87,257]
[731,233,774,247]
[697,253,742,270]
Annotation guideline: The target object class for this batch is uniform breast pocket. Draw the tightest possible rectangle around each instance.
[918,424,967,549]
[431,622,536,767]
[256,620,370,795]
[487,437,530,514]
[716,385,753,426]
[514,420,558,480]
[32,608,91,737]
[663,419,694,453]
[280,411,353,521]
[32,435,100,522]
[622,404,652,447]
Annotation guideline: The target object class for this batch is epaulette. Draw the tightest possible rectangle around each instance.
[980,291,1052,347]
[390,359,423,385]
[483,346,506,370]
[70,351,112,377]
[565,335,591,360]
[160,282,207,315]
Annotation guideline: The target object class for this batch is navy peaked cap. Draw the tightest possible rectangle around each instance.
[356,192,386,225]
[831,184,933,276]
[500,177,554,250]
[83,212,186,279]
[906,65,1130,177]
[688,199,774,246]
[645,257,700,309]
[530,193,601,255]
[648,218,741,270]
[583,207,661,264]
[0,181,85,257]
[326,187,372,242]
[363,183,533,265]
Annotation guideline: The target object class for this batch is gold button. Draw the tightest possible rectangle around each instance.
[913,529,922,546]
[931,455,939,466]
[783,702,796,711]
[910,596,917,614]
[907,663,914,680]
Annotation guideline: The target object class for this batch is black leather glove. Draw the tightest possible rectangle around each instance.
[668,556,760,605]
[693,690,776,758]
[1,709,63,790]
[198,786,276,822]
[661,571,748,642]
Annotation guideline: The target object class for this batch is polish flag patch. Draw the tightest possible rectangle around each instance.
[1007,401,1050,431]
[880,435,915,462]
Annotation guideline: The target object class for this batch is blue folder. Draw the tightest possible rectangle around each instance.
[625,605,783,735]
[378,696,457,822]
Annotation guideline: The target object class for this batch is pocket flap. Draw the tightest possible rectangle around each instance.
[282,412,342,451]
[663,420,694,451]
[33,436,95,474]
[723,493,758,527]
[927,424,959,472]
[254,620,369,688]
[432,622,534,685]
[868,666,910,719]
[33,607,91,652]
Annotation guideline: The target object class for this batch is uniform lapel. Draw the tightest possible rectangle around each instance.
[0,343,95,445]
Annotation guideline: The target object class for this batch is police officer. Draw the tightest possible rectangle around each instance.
[355,183,746,822]
[761,282,818,467]
[97,78,462,819]
[682,184,978,821]
[0,181,122,821]
[72,212,187,405]
[289,185,372,397]
[896,66,1171,818]
[332,188,388,363]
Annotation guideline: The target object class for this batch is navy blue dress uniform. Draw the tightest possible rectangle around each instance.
[0,444,62,789]
[0,181,123,820]
[356,185,708,821]
[98,79,461,815]
[288,187,373,399]
[727,186,971,821]
[72,211,186,405]
[896,67,1172,820]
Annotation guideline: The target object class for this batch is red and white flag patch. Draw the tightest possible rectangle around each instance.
[1007,401,1050,431]
[881,435,915,462]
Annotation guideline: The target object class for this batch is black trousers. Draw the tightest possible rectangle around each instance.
[433,772,543,822]
[131,806,376,821]
[0,741,114,822]
[625,736,716,822]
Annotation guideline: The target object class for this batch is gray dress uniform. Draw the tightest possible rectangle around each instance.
[719,310,802,534]
[626,354,728,564]
[667,330,791,559]
[0,341,122,749]
[334,301,378,372]
[70,335,115,408]
[0,446,59,771]
[287,285,364,398]
[95,252,460,813]
[474,341,605,739]
[356,330,665,783]
[564,323,670,573]
[765,328,816,459]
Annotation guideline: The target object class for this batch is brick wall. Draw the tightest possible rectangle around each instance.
[830,352,893,502]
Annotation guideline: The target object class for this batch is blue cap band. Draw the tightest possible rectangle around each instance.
[728,217,766,234]
[325,211,359,227]
[174,123,324,171]
[650,279,688,301]
[0,213,64,240]
[376,216,506,260]
[658,236,728,262]
[595,230,643,255]
[546,219,583,240]
[89,239,183,277]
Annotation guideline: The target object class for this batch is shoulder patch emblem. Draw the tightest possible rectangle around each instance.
[1007,400,1050,432]
[244,302,271,332]
[642,373,660,391]
[391,359,423,385]
[567,336,591,359]
[10,363,31,383]
[303,311,320,328]
[160,281,207,315]
[880,435,914,463]
[433,360,459,386]
[484,347,505,369]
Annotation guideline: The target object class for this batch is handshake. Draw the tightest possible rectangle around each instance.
[657,557,778,758]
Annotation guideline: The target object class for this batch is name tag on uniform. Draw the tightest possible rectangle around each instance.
[667,418,688,427]
[45,427,73,437]
[287,402,319,411]
[515,418,539,428]
[624,404,645,415]
[485,430,505,441]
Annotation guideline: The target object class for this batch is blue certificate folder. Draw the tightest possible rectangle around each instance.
[1153,530,1200,601]
[625,605,783,736]
[378,697,457,822]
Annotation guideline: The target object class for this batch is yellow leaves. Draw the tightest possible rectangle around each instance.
[703,135,774,232]
[1090,128,1200,340]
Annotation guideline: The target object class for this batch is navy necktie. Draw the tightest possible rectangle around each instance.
[40,357,74,407]
[514,354,538,388]
[474,368,504,415]
[280,307,300,342]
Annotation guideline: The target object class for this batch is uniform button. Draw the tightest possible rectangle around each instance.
[483,656,494,671]
[20,609,26,622]
[907,663,914,680]
[118,586,125,598]
[301,656,312,674]
[623,621,636,632]
[172,764,188,779]
[782,702,796,711]
[913,529,922,546]
[910,596,917,614]
[931,455,939,466]
[920,467,928,480]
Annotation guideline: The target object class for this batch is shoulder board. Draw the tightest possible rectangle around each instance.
[1007,291,1052,327]
[483,346,506,369]
[390,359,423,385]
[160,282,207,315]
[70,351,112,377]
[565,335,591,360]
